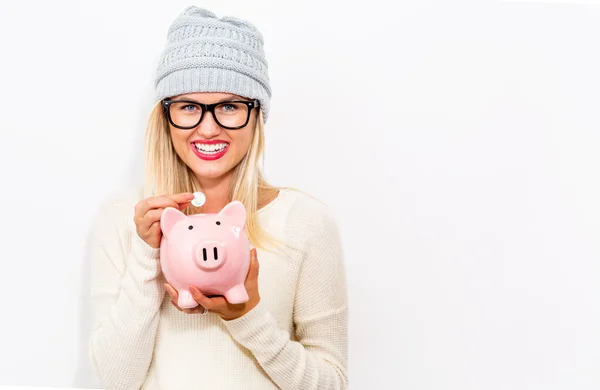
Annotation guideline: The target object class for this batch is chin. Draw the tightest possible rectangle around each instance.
[194,168,231,181]
[189,159,238,181]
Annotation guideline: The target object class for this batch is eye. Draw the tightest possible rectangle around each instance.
[216,221,221,225]
[181,104,199,112]
[188,225,194,230]
[217,102,241,114]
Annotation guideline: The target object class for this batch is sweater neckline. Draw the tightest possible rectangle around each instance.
[257,188,288,215]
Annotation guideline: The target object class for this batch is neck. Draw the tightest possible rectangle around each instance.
[196,172,233,213]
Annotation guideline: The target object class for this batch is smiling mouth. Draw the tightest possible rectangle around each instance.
[191,142,230,160]
[193,142,229,154]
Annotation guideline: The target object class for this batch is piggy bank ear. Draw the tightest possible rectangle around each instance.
[160,207,187,237]
[218,200,247,228]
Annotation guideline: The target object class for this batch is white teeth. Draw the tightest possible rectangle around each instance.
[194,143,228,153]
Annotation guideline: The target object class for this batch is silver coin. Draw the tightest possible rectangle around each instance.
[191,191,206,207]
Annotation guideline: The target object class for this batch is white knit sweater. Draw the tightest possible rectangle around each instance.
[88,187,348,390]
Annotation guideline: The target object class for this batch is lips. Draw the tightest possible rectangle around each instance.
[191,140,230,161]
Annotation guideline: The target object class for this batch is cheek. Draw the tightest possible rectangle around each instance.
[170,129,191,150]
[229,129,254,153]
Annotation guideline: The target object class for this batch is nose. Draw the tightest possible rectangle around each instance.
[195,110,222,138]
[194,240,227,271]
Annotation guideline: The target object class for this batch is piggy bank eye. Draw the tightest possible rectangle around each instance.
[216,221,221,225]
[188,225,194,230]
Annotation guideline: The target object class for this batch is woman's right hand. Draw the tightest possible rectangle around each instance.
[133,193,195,248]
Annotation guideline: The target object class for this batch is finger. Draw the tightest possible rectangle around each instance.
[245,248,259,282]
[189,286,226,310]
[143,209,164,227]
[147,221,161,236]
[166,192,196,204]
[135,194,194,224]
[188,286,211,308]
[178,201,192,211]
[164,284,178,300]
[139,198,177,215]
[134,208,166,233]
[192,306,207,314]
[170,300,182,311]
[141,195,192,214]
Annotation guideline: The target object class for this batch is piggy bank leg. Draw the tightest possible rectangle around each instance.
[224,284,249,304]
[177,290,198,309]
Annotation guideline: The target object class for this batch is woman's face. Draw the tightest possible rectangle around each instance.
[166,92,257,183]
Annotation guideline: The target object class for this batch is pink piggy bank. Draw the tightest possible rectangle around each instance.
[159,200,251,309]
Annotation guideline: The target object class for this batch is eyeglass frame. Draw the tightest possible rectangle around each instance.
[161,99,261,130]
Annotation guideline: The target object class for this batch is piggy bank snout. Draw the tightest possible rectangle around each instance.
[194,240,227,271]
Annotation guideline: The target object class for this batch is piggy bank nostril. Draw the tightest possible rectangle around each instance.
[194,241,227,270]
[201,247,221,261]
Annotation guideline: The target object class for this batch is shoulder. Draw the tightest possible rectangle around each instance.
[284,188,336,221]
[276,188,341,246]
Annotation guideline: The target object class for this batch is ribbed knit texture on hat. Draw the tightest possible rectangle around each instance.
[155,6,272,122]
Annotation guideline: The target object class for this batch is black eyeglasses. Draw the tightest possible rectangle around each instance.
[162,99,260,130]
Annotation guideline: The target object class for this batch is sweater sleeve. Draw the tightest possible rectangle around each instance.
[223,205,349,390]
[88,194,166,390]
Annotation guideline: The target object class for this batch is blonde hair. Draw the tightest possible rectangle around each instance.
[142,101,288,252]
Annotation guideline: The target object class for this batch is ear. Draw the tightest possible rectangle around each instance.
[160,207,187,237]
[218,201,247,228]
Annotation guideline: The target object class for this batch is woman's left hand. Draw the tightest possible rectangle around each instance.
[165,248,261,321]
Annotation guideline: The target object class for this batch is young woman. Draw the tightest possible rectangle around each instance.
[88,6,348,390]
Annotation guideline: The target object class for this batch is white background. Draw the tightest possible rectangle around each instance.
[0,0,599,389]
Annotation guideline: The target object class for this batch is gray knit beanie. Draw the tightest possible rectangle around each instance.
[154,6,271,122]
